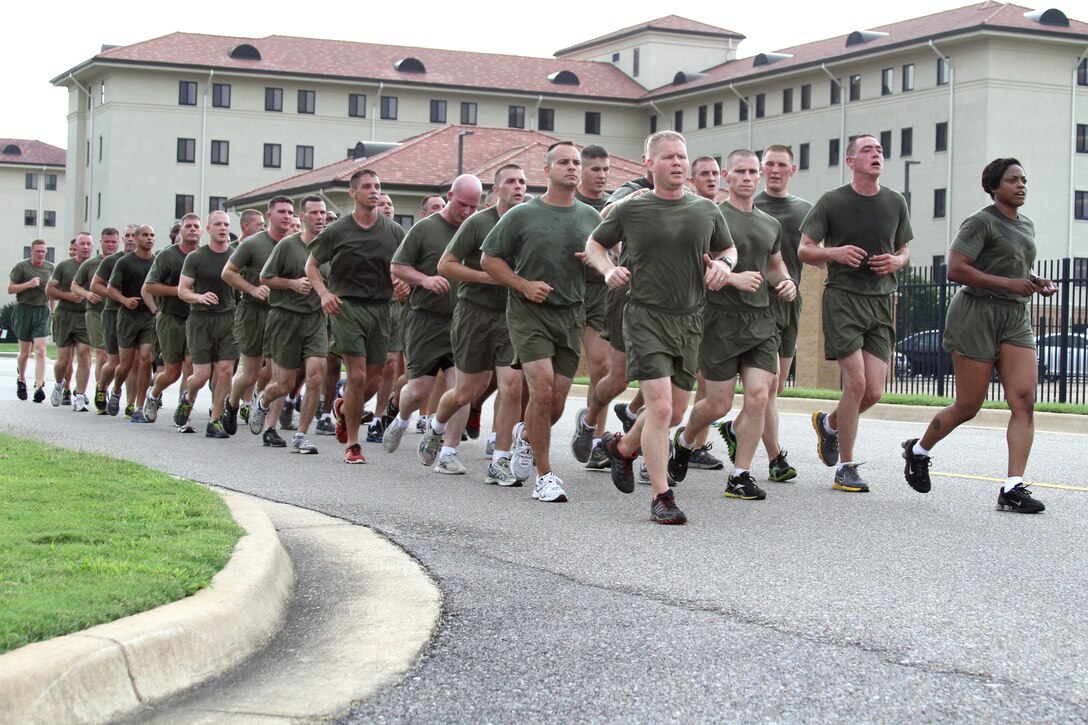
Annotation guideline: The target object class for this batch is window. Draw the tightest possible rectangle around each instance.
[782,88,793,114]
[934,188,947,218]
[1077,124,1087,153]
[649,115,657,134]
[829,138,840,166]
[24,210,35,226]
[935,122,948,152]
[428,100,446,123]
[210,140,229,165]
[800,84,811,110]
[175,195,194,219]
[903,63,915,92]
[177,137,196,163]
[585,111,601,135]
[209,196,227,212]
[674,110,683,132]
[882,68,893,96]
[265,87,283,112]
[937,57,951,86]
[178,81,197,106]
[297,89,315,114]
[798,143,810,171]
[901,127,914,157]
[755,93,765,118]
[349,93,367,118]
[612,52,620,62]
[539,108,555,132]
[830,79,841,105]
[263,143,281,168]
[460,102,477,125]
[44,174,57,191]
[213,83,231,108]
[393,214,413,230]
[380,96,397,120]
[296,145,314,170]
[509,105,525,129]
[1079,59,1088,86]
[25,173,37,190]
[739,98,749,122]
[97,193,101,219]
[713,101,723,126]
[849,75,861,102]
[698,105,707,129]
[880,130,892,158]
[98,136,103,162]
[1076,191,1088,220]
[633,47,640,77]
[44,211,56,228]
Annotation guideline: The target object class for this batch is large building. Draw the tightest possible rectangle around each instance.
[1,139,65,281]
[50,3,1088,262]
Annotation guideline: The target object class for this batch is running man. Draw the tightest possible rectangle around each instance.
[45,232,94,410]
[106,225,157,421]
[91,229,138,414]
[8,239,54,402]
[72,227,120,403]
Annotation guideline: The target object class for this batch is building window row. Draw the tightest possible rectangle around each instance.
[24,210,57,227]
[24,173,58,191]
[1075,190,1088,221]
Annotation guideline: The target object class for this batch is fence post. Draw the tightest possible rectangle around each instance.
[1059,257,1071,404]
[935,262,948,398]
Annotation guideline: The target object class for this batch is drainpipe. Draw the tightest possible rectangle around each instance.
[533,94,543,131]
[928,41,954,247]
[200,69,214,219]
[68,73,93,235]
[38,165,46,237]
[372,82,384,141]
[724,85,753,148]
[819,65,845,185]
[1070,47,1088,259]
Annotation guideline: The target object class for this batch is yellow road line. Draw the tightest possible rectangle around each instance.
[934,471,1087,492]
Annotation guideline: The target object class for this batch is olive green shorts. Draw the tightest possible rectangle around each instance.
[943,291,1034,362]
[600,286,628,353]
[770,294,802,358]
[623,303,702,391]
[116,309,155,349]
[266,308,329,369]
[584,280,608,332]
[52,308,89,348]
[187,311,238,365]
[157,312,189,364]
[86,309,105,349]
[12,304,50,342]
[404,308,454,380]
[700,306,780,382]
[506,295,585,379]
[822,287,894,362]
[234,300,269,359]
[330,299,390,361]
[102,308,119,355]
[387,300,405,354]
[452,300,514,374]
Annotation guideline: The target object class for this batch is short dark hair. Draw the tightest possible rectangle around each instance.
[845,134,878,157]
[581,144,609,162]
[100,227,119,237]
[267,195,294,211]
[349,168,378,188]
[981,158,1023,199]
[545,141,577,165]
[31,238,47,247]
[493,164,523,186]
[726,149,758,168]
[762,144,793,162]
[299,194,323,208]
[690,156,719,173]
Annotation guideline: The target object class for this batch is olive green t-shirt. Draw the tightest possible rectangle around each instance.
[228,231,279,309]
[708,202,782,311]
[592,193,732,313]
[392,213,459,316]
[309,213,405,302]
[575,189,609,212]
[447,206,506,311]
[754,191,812,284]
[800,184,913,296]
[261,233,322,315]
[94,251,125,312]
[950,205,1036,303]
[181,245,236,315]
[607,177,653,204]
[51,258,85,313]
[74,254,105,313]
[145,245,193,318]
[481,197,602,307]
[108,252,154,313]
[9,259,53,306]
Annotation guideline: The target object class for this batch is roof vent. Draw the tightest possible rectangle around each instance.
[753,52,793,67]
[1024,8,1069,26]
[100,44,119,52]
[228,44,262,60]
[352,141,400,160]
[548,70,580,85]
[672,71,708,86]
[394,57,426,73]
[846,30,889,46]
[2,143,21,155]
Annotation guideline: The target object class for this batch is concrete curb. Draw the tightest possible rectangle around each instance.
[0,490,296,724]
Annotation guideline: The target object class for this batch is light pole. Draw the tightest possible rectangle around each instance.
[904,159,921,213]
[457,129,474,176]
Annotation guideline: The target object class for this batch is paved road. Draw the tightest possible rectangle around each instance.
[3,359,1085,722]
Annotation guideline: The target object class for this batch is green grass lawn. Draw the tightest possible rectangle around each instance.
[0,341,59,359]
[0,434,242,654]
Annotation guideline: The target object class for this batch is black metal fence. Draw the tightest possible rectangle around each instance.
[891,258,1088,404]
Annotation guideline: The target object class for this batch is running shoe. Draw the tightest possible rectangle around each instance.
[415,415,428,434]
[724,471,767,500]
[510,422,535,481]
[239,402,250,424]
[381,394,399,429]
[571,406,595,463]
[768,450,798,482]
[94,387,106,411]
[206,421,229,439]
[316,414,336,436]
[129,409,148,423]
[143,388,161,423]
[613,402,638,433]
[16,380,27,400]
[124,404,135,419]
[466,409,481,439]
[997,484,1045,513]
[584,443,611,470]
[812,410,839,467]
[435,451,466,475]
[532,472,568,502]
[382,421,407,453]
[249,397,268,435]
[650,489,687,525]
[62,389,72,406]
[637,460,651,485]
[688,443,724,470]
[418,426,442,466]
[484,437,495,458]
[221,397,239,435]
[485,457,520,487]
[333,398,348,444]
[263,428,286,447]
[344,443,367,464]
[279,402,296,431]
[833,463,870,493]
[107,390,122,416]
[72,393,89,412]
[668,426,693,483]
[50,382,63,407]
[602,432,636,494]
[715,420,737,463]
[292,432,318,454]
[366,419,384,443]
[33,386,45,403]
[901,439,932,493]
[173,391,191,426]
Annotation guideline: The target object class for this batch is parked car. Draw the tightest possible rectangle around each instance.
[895,330,952,378]
[893,352,912,379]
[1038,332,1088,381]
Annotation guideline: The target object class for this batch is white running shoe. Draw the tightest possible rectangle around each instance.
[532,472,568,503]
[511,421,535,481]
[434,450,466,475]
[383,422,407,453]
[72,393,89,412]
[485,457,520,487]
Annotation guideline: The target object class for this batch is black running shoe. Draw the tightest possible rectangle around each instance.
[612,402,638,433]
[997,484,1045,513]
[650,489,687,525]
[16,380,27,401]
[668,426,693,483]
[222,398,239,436]
[381,394,399,430]
[812,410,839,467]
[901,439,931,493]
[206,421,230,439]
[466,409,481,439]
[94,388,107,411]
[724,471,767,500]
[263,427,287,448]
[33,386,45,403]
[715,419,738,463]
[602,432,636,494]
[768,450,798,482]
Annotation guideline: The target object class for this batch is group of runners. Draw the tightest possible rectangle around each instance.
[7,130,1052,521]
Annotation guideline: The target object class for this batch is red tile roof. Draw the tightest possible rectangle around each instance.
[645,2,1088,99]
[56,33,646,101]
[0,138,66,167]
[556,15,745,56]
[228,125,645,206]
